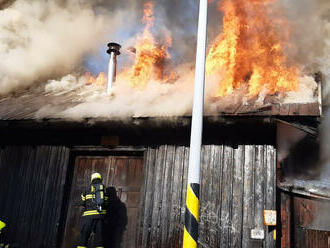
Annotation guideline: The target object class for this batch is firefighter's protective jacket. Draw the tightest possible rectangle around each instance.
[0,220,9,248]
[80,183,110,217]
[77,183,110,247]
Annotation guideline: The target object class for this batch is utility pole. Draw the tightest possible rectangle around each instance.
[183,0,208,247]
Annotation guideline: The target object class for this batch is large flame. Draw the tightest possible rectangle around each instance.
[130,1,173,89]
[84,1,176,90]
[206,0,298,98]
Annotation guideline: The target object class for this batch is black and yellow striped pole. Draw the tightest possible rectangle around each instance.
[183,0,208,247]
[184,183,200,247]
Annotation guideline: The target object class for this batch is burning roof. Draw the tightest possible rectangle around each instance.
[0,77,320,122]
[206,0,298,98]
[0,0,326,121]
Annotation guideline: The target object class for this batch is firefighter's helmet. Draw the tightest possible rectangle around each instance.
[0,220,6,230]
[91,172,102,182]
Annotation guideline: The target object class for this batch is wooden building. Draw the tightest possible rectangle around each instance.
[0,83,327,248]
[277,121,330,248]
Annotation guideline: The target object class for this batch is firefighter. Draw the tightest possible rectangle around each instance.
[77,172,109,248]
[0,220,9,248]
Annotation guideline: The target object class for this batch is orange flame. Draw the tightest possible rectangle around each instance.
[130,1,174,89]
[85,1,176,90]
[206,0,298,98]
[85,72,106,86]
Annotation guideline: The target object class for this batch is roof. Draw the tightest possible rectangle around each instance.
[0,79,321,122]
[279,179,330,199]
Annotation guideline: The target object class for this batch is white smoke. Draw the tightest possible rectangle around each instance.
[36,64,195,120]
[37,64,273,120]
[0,0,108,95]
[283,76,318,104]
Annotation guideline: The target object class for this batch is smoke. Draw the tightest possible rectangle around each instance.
[0,0,109,95]
[36,65,195,120]
[280,0,330,104]
[319,109,330,181]
[0,0,200,118]
[276,1,330,227]
[292,0,330,186]
[36,64,266,120]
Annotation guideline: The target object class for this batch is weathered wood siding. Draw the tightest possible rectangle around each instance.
[138,144,276,248]
[0,145,70,248]
[280,192,330,248]
[63,155,143,248]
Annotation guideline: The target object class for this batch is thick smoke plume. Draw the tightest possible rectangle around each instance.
[302,0,330,191]
[0,0,108,95]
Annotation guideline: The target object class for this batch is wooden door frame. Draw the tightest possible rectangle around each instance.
[56,146,146,248]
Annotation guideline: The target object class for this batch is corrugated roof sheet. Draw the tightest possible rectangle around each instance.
[279,179,330,199]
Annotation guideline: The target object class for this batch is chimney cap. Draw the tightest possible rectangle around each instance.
[107,42,121,55]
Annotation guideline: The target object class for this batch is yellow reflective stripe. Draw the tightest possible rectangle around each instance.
[81,194,86,201]
[83,210,99,215]
[0,220,6,230]
[4,245,9,248]
[186,184,199,221]
[100,185,103,189]
[183,227,197,248]
[104,196,108,200]
[77,246,87,248]
[100,192,104,199]
[83,210,106,216]
[85,194,94,199]
[83,212,106,216]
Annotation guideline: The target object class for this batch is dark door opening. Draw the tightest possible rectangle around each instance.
[62,155,143,248]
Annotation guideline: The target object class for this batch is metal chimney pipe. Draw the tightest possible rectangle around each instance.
[106,42,121,94]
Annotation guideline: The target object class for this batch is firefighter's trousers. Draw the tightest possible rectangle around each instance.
[77,217,105,248]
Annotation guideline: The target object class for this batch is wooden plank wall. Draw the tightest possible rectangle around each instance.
[138,144,276,248]
[62,156,143,248]
[0,145,70,248]
[280,193,330,248]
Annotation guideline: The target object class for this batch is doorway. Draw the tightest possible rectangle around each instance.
[62,155,144,247]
